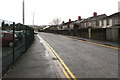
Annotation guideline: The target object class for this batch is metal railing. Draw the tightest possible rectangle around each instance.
[0,20,34,76]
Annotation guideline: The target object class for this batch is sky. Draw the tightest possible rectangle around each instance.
[0,0,120,25]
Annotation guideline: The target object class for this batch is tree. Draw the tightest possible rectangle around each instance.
[50,18,61,26]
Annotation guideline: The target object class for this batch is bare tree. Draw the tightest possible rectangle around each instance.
[50,18,61,25]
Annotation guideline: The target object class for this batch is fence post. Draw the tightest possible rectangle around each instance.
[104,28,106,40]
[23,25,26,52]
[118,28,120,43]
[88,27,92,39]
[25,26,27,50]
[12,22,15,64]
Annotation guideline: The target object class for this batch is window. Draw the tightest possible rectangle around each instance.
[115,18,118,25]
[96,21,99,26]
[102,20,104,26]
[107,19,110,25]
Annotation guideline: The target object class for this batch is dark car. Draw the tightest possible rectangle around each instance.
[0,32,18,47]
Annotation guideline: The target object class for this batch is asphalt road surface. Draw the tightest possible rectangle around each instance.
[38,32,118,78]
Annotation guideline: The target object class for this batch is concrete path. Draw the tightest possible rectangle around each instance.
[3,35,62,78]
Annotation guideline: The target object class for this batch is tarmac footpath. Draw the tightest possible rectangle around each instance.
[2,35,65,79]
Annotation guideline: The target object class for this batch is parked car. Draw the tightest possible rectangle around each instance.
[14,31,23,40]
[0,32,18,47]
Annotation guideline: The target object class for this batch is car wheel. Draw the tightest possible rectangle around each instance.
[9,42,13,47]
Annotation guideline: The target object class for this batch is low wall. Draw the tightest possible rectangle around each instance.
[91,28,106,40]
[44,27,119,42]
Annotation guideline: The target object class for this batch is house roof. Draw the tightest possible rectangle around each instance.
[107,12,120,18]
[87,14,107,21]
[100,12,120,20]
[75,19,85,23]
[60,21,74,26]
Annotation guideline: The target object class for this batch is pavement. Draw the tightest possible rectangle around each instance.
[2,35,65,79]
[66,35,119,48]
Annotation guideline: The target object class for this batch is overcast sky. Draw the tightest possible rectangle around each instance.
[0,0,119,25]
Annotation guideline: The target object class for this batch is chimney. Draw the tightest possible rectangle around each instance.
[69,19,71,22]
[78,16,81,20]
[93,12,97,17]
[62,21,64,24]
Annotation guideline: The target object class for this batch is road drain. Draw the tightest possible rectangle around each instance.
[79,39,87,41]
[103,44,114,47]
[72,37,87,41]
[52,58,58,60]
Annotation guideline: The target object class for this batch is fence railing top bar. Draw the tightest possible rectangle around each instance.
[0,19,14,24]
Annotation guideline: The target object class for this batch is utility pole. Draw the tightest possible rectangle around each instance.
[33,13,34,27]
[23,0,25,25]
[32,12,35,28]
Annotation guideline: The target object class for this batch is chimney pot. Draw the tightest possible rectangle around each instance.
[69,19,71,22]
[62,21,64,24]
[78,16,81,20]
[93,12,97,17]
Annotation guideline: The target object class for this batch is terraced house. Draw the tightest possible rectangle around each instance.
[59,12,120,29]
[76,12,107,28]
[99,12,120,28]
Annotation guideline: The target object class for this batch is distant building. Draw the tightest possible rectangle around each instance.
[57,19,74,30]
[118,1,120,12]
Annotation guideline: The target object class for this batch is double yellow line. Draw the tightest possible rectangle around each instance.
[37,35,77,80]
[62,36,120,50]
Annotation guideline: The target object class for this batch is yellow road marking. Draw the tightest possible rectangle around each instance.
[45,41,77,80]
[37,35,77,80]
[57,60,71,80]
[63,70,71,80]
[46,45,70,79]
[62,36,120,50]
[46,44,57,58]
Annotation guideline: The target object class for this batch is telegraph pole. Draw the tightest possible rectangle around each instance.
[23,0,25,24]
[32,12,35,28]
[33,13,34,27]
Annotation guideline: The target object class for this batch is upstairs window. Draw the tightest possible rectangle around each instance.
[102,20,104,26]
[107,19,110,25]
[96,21,99,26]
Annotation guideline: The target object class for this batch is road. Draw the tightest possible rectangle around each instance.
[38,32,118,78]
